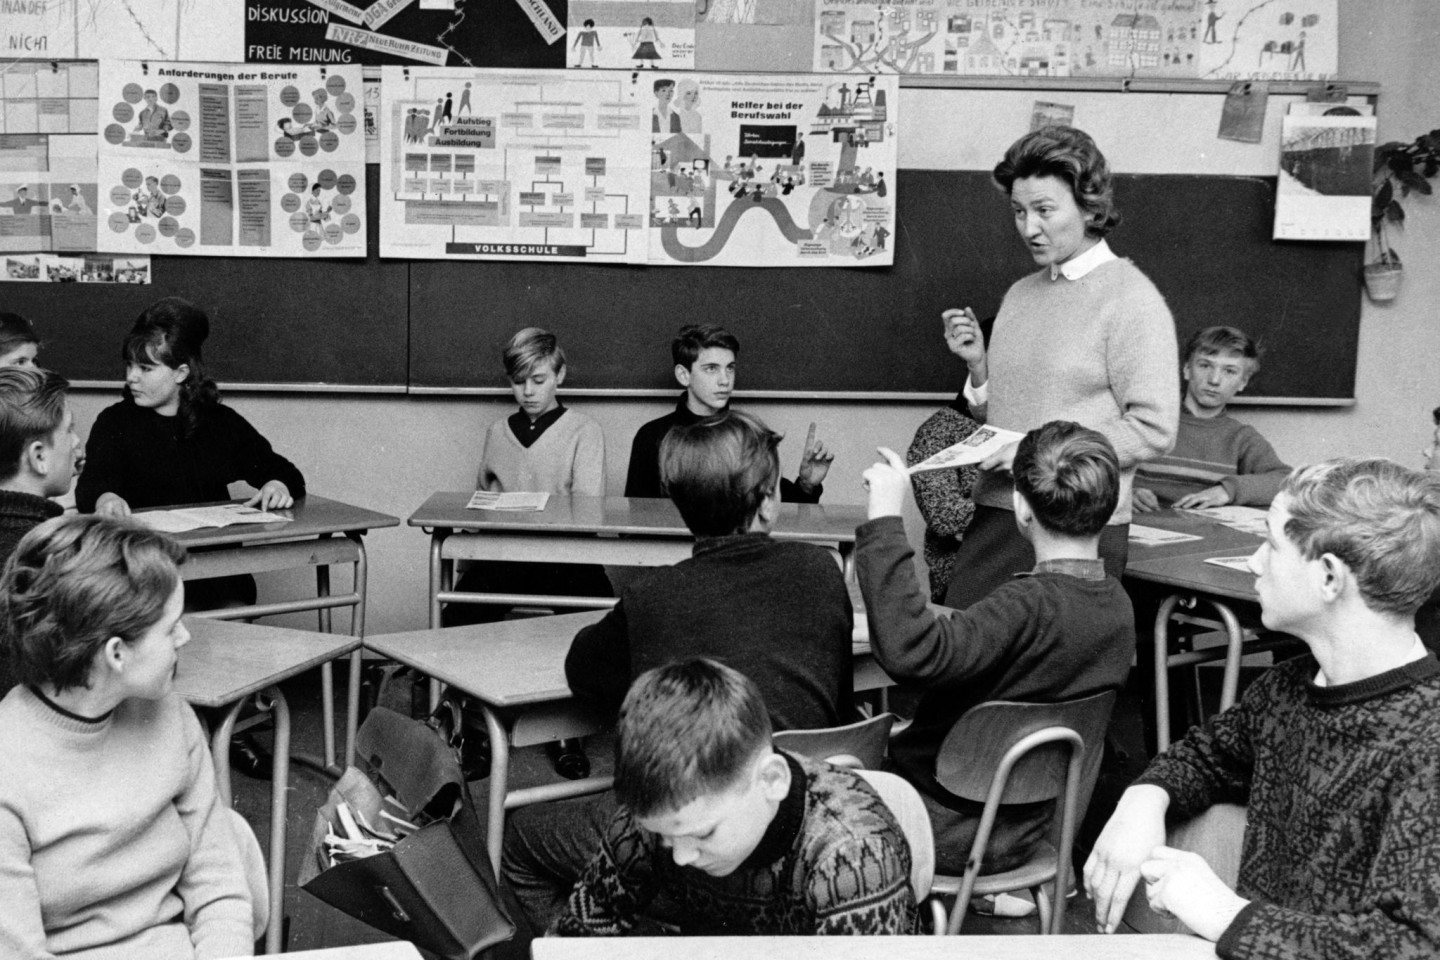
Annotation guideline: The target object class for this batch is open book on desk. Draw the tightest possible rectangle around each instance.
[466,491,550,511]
[134,503,293,534]
[907,426,1026,474]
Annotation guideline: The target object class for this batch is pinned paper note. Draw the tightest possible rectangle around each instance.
[1218,81,1267,144]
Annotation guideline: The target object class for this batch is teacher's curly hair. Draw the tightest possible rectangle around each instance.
[993,126,1120,238]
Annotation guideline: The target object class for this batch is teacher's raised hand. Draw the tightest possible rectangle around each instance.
[941,307,987,372]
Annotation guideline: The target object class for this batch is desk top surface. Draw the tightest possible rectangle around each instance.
[1125,510,1262,602]
[176,617,360,708]
[367,610,872,708]
[409,493,866,543]
[146,495,400,549]
[277,945,422,960]
[530,934,1215,959]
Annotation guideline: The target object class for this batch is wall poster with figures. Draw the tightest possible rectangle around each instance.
[647,72,897,267]
[96,61,368,257]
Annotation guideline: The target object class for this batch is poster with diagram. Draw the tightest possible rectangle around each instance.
[647,72,897,267]
[97,61,367,256]
[2,0,243,61]
[378,66,650,262]
[810,0,1335,81]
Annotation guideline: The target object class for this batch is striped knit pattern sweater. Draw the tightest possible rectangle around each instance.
[972,258,1179,524]
[1137,653,1440,960]
[553,752,917,936]
[1134,409,1289,507]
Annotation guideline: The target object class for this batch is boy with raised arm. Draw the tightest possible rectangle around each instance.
[1133,326,1290,512]
[858,420,1134,880]
[0,368,82,561]
[1086,458,1440,958]
[554,658,916,936]
[623,324,833,500]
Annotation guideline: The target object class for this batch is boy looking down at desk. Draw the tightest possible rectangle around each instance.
[623,324,834,501]
[858,420,1134,882]
[1133,325,1290,512]
[503,409,854,932]
[1086,458,1440,958]
[553,658,916,936]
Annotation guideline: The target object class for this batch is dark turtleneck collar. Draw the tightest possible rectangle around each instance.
[506,404,567,449]
[738,750,806,871]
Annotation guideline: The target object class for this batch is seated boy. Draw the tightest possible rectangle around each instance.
[623,324,833,501]
[0,367,81,560]
[1134,326,1290,511]
[504,409,854,930]
[858,420,1134,876]
[553,657,916,936]
[1085,458,1440,956]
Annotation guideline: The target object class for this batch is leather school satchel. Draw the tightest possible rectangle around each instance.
[299,707,515,959]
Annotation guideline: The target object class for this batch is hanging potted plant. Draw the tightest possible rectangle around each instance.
[1366,128,1440,302]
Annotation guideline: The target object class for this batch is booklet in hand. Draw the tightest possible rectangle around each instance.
[907,425,1026,475]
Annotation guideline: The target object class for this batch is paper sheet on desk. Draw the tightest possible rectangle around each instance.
[1182,505,1269,537]
[1204,555,1256,573]
[134,504,292,534]
[907,426,1026,474]
[1128,525,1204,547]
[466,491,550,511]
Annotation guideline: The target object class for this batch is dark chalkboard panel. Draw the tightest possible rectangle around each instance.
[8,165,407,388]
[409,169,1364,400]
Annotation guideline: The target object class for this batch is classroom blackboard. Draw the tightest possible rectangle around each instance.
[409,168,1364,400]
[7,166,408,389]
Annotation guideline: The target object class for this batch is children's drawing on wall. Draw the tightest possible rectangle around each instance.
[3,0,241,61]
[566,0,694,71]
[643,72,898,267]
[1273,111,1374,241]
[806,0,1334,80]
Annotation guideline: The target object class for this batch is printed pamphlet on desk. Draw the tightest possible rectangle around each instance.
[906,425,1026,474]
[1181,504,1269,536]
[466,491,550,511]
[134,503,292,534]
[1128,525,1205,547]
[1203,555,1256,573]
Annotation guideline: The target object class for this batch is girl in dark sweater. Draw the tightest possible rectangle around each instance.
[76,297,306,608]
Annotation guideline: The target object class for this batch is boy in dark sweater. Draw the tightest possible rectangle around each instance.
[623,324,833,501]
[504,409,854,932]
[554,658,916,936]
[858,420,1134,879]
[1086,458,1440,959]
[0,367,80,561]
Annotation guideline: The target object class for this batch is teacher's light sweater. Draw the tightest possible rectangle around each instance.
[972,259,1179,524]
[0,686,254,959]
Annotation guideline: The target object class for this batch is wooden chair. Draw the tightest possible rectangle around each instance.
[855,769,949,935]
[928,691,1117,935]
[771,712,897,771]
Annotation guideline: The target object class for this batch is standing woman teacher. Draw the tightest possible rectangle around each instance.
[943,126,1178,608]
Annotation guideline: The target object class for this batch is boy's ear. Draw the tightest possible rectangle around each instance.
[22,438,49,478]
[101,635,127,675]
[555,365,567,387]
[674,363,691,388]
[1012,489,1034,531]
[756,751,790,801]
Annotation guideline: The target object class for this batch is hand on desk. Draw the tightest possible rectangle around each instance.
[95,492,131,519]
[1139,846,1249,942]
[863,447,909,519]
[245,480,294,511]
[796,422,835,490]
[1173,485,1233,510]
[1132,488,1162,513]
[1083,784,1168,934]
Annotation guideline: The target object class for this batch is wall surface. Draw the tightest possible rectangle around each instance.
[64,0,1440,636]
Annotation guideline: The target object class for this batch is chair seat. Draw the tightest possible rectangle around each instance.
[931,841,1058,898]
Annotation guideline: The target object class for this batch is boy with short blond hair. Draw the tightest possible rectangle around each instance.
[1134,325,1289,511]
[554,658,916,936]
[859,420,1134,878]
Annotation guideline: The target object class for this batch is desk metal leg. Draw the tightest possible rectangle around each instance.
[211,688,291,956]
[346,534,368,769]
[1153,595,1182,753]
[482,704,510,879]
[1154,594,1246,753]
[317,561,336,771]
[429,532,449,712]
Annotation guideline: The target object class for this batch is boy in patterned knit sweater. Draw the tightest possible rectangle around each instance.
[1133,326,1289,512]
[1086,458,1440,959]
[553,658,916,936]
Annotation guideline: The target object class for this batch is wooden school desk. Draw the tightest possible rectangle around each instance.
[531,934,1217,959]
[155,495,399,769]
[365,609,888,877]
[281,944,422,959]
[1124,510,1266,751]
[407,493,868,627]
[176,617,361,956]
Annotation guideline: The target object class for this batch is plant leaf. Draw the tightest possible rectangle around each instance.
[1399,170,1433,194]
[1375,179,1393,208]
[1386,199,1405,224]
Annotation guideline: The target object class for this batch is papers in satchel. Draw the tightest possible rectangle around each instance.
[134,502,293,534]
[906,425,1026,474]
[466,491,549,511]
